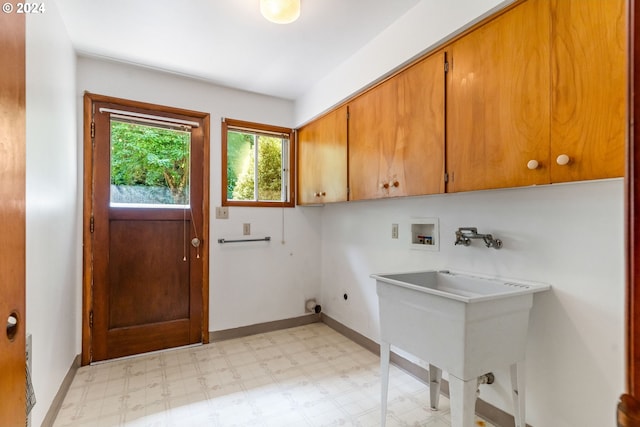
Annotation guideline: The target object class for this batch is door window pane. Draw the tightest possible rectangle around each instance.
[110,120,190,207]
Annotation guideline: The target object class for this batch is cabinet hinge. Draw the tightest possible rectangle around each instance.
[89,310,93,328]
[444,61,449,73]
[90,120,95,139]
[90,216,94,233]
[444,172,449,183]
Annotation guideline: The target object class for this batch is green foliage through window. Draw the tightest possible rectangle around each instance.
[110,120,190,205]
[226,131,253,200]
[226,130,286,202]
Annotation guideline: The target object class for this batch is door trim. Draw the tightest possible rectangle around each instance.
[82,92,210,366]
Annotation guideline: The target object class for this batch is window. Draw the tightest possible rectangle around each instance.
[110,118,191,208]
[222,118,295,207]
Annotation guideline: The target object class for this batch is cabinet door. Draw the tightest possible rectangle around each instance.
[446,0,550,193]
[550,0,626,182]
[297,105,348,204]
[349,51,445,200]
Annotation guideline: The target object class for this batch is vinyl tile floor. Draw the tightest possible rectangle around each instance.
[53,323,495,427]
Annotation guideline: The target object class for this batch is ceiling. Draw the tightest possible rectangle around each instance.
[54,0,421,100]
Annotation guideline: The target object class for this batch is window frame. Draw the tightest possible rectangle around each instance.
[222,118,295,207]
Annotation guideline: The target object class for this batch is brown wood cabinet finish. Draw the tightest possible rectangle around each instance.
[446,0,551,193]
[446,0,625,193]
[297,106,348,204]
[297,0,625,203]
[348,51,446,200]
[550,0,626,182]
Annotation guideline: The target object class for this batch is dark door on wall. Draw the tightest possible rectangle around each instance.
[0,11,26,426]
[86,95,209,363]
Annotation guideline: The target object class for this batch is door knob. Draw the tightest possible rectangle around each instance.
[190,237,201,259]
[6,312,18,341]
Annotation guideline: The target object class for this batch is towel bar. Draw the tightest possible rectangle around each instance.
[217,236,271,244]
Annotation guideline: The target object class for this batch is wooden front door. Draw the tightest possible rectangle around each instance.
[83,94,209,364]
[0,11,26,426]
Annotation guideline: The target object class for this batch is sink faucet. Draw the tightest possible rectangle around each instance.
[455,227,502,249]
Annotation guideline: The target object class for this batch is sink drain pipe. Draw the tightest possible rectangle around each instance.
[477,372,495,397]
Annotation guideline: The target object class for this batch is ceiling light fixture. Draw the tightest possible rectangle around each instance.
[260,0,300,24]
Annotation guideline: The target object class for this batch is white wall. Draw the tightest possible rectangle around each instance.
[76,58,323,331]
[25,3,79,426]
[318,180,624,426]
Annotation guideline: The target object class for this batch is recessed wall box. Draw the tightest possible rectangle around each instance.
[411,217,439,251]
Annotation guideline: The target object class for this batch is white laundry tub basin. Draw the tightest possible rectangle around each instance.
[372,270,550,427]
[372,269,549,379]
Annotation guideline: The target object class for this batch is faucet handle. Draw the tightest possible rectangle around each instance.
[454,229,472,246]
[484,236,503,249]
[458,227,478,235]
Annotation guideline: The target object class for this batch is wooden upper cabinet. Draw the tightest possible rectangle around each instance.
[297,105,348,204]
[446,0,551,193]
[297,0,626,203]
[349,50,446,200]
[550,0,626,182]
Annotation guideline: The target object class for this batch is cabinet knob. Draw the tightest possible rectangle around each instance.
[556,154,570,166]
[314,192,320,197]
[392,180,400,188]
[380,182,390,189]
[527,160,539,170]
[320,191,326,196]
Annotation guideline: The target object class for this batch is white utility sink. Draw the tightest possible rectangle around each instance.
[372,270,550,427]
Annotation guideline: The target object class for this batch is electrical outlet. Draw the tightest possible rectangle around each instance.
[243,223,251,235]
[392,223,399,239]
[215,206,229,219]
